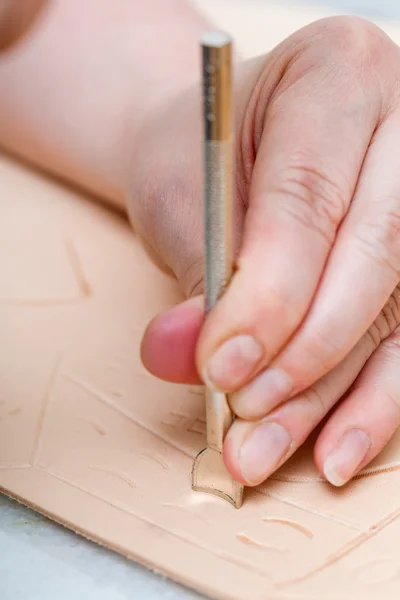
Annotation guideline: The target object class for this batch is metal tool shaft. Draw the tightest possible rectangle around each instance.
[202,32,233,452]
[191,32,243,508]
[203,31,233,315]
[202,32,235,452]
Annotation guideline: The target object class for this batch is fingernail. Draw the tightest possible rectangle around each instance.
[204,335,263,392]
[231,367,293,419]
[238,422,291,485]
[324,429,371,487]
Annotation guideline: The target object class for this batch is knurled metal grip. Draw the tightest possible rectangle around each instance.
[204,139,233,313]
[202,32,233,314]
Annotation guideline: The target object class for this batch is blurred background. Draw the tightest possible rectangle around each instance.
[285,0,400,18]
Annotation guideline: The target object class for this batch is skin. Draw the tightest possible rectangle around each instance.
[0,0,48,51]
[1,1,400,489]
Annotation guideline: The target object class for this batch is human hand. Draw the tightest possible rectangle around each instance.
[0,0,47,52]
[133,16,400,488]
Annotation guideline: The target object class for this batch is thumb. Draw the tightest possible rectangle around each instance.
[141,295,204,384]
[0,0,48,52]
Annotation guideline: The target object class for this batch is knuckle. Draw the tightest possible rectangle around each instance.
[322,16,389,66]
[270,157,347,246]
[301,384,328,417]
[300,17,395,103]
[300,329,344,372]
[366,285,400,347]
[325,17,400,112]
[381,288,400,332]
[354,199,400,281]
[363,326,382,353]
[232,263,299,335]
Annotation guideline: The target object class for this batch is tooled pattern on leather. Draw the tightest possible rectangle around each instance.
[0,237,91,306]
[4,354,400,594]
[2,162,400,599]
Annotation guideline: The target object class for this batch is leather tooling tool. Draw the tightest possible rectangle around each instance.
[191,31,244,509]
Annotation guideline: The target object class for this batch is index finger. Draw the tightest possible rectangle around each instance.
[197,18,383,394]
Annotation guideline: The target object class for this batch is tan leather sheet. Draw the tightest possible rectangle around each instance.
[2,3,400,599]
